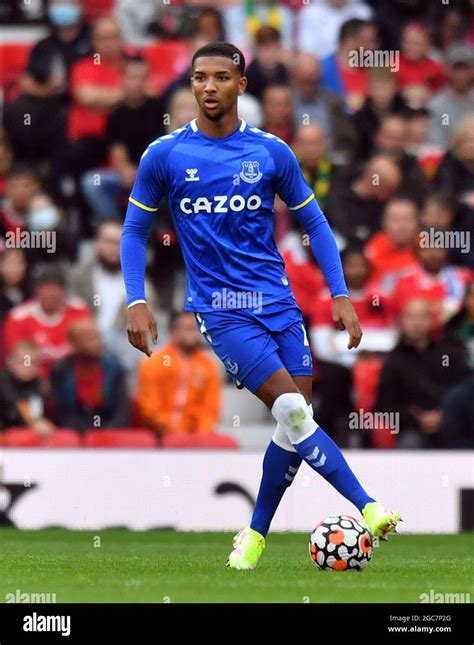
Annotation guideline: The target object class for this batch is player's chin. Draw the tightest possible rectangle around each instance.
[202,106,226,121]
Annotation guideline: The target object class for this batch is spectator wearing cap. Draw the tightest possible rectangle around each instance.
[428,44,474,151]
[396,22,445,108]
[50,317,131,432]
[245,26,288,102]
[81,55,166,221]
[4,265,91,378]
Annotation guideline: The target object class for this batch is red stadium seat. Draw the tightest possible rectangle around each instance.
[83,0,116,19]
[3,428,81,448]
[142,41,189,94]
[83,429,158,448]
[161,433,238,450]
[0,43,32,101]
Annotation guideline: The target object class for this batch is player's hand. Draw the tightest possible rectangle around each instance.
[332,296,363,350]
[126,303,158,357]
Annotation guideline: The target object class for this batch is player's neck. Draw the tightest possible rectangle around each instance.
[196,110,240,139]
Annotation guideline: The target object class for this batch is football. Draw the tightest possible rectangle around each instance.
[309,515,373,571]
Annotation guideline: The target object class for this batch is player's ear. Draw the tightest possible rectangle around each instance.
[238,75,248,96]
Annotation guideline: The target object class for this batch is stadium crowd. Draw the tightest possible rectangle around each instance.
[0,0,474,449]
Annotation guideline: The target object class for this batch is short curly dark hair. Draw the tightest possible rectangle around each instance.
[191,41,246,76]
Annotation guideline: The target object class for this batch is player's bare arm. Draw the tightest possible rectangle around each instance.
[332,295,363,349]
[126,302,157,357]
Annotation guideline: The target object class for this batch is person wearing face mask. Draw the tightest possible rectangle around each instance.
[4,1,91,176]
[20,0,91,102]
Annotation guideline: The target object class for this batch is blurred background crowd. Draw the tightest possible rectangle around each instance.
[0,0,473,450]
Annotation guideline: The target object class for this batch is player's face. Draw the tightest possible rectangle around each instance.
[191,56,246,121]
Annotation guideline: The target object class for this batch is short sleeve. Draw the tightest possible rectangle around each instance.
[128,142,166,212]
[273,141,314,210]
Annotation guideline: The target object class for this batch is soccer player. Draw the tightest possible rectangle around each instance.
[120,42,400,570]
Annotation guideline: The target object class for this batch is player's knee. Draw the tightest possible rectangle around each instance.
[271,393,318,445]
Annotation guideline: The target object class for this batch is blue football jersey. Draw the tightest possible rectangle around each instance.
[128,118,316,312]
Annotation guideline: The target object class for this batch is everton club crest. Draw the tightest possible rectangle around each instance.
[239,161,263,184]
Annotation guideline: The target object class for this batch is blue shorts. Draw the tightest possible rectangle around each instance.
[194,295,313,393]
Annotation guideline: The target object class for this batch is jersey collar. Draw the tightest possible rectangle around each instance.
[190,118,247,137]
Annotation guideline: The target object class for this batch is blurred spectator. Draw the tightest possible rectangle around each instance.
[0,0,46,23]
[81,55,165,220]
[390,243,472,323]
[439,373,474,448]
[355,113,429,205]
[279,225,325,324]
[0,341,55,436]
[434,113,474,212]
[310,249,397,442]
[245,26,288,101]
[68,218,157,339]
[4,265,91,378]
[365,197,419,286]
[292,123,340,209]
[115,0,164,46]
[431,2,470,55]
[0,166,41,236]
[222,0,295,52]
[404,107,444,180]
[261,84,294,143]
[65,17,126,178]
[350,67,407,158]
[167,88,199,133]
[396,22,445,107]
[4,0,91,171]
[444,279,474,369]
[50,317,131,432]
[135,312,221,436]
[320,18,377,112]
[374,298,469,448]
[298,0,373,61]
[370,0,430,51]
[290,53,350,160]
[325,154,402,248]
[21,0,91,99]
[428,44,474,152]
[0,249,30,320]
[419,191,473,269]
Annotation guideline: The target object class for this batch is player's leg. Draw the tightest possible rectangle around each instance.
[256,367,400,540]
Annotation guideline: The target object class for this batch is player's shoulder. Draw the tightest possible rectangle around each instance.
[243,123,289,148]
[140,122,193,162]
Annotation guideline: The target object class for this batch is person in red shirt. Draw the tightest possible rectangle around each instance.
[309,250,397,442]
[389,243,472,325]
[66,17,126,175]
[4,265,92,379]
[397,22,445,107]
[365,196,419,287]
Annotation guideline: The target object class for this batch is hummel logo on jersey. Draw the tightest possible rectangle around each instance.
[185,168,200,182]
[240,161,262,184]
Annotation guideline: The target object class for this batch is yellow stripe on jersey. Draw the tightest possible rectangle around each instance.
[288,193,315,211]
[129,197,159,212]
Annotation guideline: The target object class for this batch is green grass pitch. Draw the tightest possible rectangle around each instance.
[0,529,472,603]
